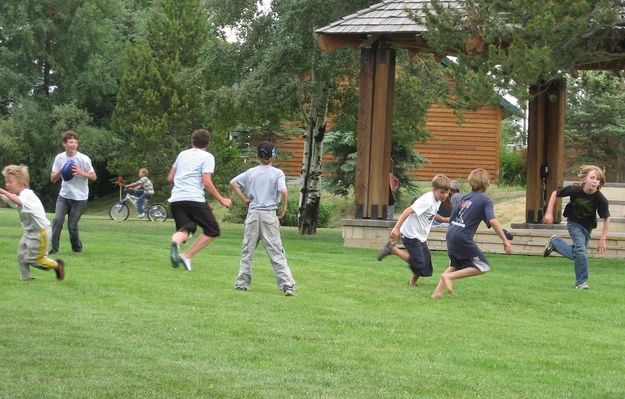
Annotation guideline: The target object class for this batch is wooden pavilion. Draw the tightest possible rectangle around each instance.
[315,0,625,225]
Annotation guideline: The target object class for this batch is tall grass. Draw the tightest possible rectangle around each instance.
[1,209,624,398]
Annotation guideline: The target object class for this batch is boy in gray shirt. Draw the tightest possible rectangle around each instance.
[230,142,296,296]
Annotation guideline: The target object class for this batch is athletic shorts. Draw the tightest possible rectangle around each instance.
[401,236,433,277]
[448,252,490,272]
[170,201,220,237]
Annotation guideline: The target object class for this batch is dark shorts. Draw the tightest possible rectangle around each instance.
[401,236,433,277]
[170,201,220,237]
[448,252,490,272]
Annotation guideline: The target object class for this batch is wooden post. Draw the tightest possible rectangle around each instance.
[355,48,396,219]
[525,80,565,223]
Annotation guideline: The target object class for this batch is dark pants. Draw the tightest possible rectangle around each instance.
[51,196,87,252]
[401,236,433,277]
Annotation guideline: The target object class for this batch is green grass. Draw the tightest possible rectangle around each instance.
[1,208,624,398]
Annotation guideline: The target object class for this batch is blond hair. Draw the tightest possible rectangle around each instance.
[578,165,605,189]
[140,168,149,176]
[2,164,30,187]
[468,168,490,192]
[431,174,451,191]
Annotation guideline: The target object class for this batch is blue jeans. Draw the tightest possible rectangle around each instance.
[551,222,591,286]
[134,189,153,214]
[51,196,88,252]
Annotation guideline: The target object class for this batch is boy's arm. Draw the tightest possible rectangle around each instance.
[598,217,610,253]
[278,189,288,219]
[203,173,232,208]
[0,188,22,207]
[542,190,558,224]
[167,167,176,185]
[434,213,449,223]
[229,179,250,205]
[389,206,414,241]
[489,218,512,254]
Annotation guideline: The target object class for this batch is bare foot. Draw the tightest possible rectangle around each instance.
[442,274,454,295]
[408,276,418,286]
[431,293,443,299]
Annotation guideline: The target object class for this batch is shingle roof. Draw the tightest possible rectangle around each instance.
[315,0,459,35]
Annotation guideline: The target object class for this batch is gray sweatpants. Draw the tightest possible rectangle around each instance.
[235,210,295,292]
[18,227,58,280]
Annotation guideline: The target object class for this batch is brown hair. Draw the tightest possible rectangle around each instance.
[62,130,79,142]
[431,174,451,191]
[139,168,149,177]
[191,129,211,148]
[468,168,490,192]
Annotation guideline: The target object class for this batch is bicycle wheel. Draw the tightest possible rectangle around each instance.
[148,204,168,222]
[109,203,129,221]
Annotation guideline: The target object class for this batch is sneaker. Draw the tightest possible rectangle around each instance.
[54,259,65,281]
[576,282,589,290]
[235,287,248,292]
[284,289,295,296]
[48,249,58,255]
[137,213,145,219]
[377,241,396,261]
[179,254,192,271]
[543,235,557,257]
[170,242,180,268]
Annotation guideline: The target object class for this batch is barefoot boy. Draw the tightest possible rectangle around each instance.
[431,168,512,298]
[377,174,451,287]
[1,165,65,281]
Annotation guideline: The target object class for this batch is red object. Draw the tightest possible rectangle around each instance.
[117,176,124,186]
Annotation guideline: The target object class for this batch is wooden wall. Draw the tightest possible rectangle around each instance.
[275,104,502,182]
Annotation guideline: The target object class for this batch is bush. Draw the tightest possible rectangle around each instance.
[499,147,527,186]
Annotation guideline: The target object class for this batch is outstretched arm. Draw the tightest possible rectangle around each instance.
[489,218,512,254]
[598,217,610,253]
[542,190,558,224]
[203,173,232,208]
[0,188,21,207]
[389,207,414,241]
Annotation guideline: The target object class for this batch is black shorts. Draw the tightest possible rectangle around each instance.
[170,201,220,237]
[401,236,433,277]
[448,252,490,272]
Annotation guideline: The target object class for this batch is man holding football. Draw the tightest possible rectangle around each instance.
[50,130,97,254]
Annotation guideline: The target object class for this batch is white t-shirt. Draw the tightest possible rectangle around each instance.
[51,151,94,201]
[232,164,286,210]
[168,148,215,203]
[399,191,441,241]
[1,189,51,232]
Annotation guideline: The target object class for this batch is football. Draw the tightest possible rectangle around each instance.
[61,160,76,181]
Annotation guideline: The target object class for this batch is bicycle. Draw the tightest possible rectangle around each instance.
[109,179,168,222]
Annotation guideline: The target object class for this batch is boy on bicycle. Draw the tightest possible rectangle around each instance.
[125,168,154,219]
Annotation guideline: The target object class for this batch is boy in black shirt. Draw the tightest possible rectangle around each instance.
[543,165,610,289]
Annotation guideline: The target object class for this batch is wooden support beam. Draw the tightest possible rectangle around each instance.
[525,80,565,223]
[355,49,375,218]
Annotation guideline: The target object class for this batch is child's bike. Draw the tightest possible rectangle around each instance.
[109,180,168,222]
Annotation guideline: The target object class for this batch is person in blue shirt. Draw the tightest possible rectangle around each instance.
[431,168,512,298]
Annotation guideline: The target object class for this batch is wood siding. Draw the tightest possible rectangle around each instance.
[276,104,502,182]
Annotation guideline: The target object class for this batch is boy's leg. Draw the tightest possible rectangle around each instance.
[67,199,87,252]
[550,236,574,260]
[432,266,456,298]
[441,267,483,295]
[136,190,146,214]
[258,211,295,292]
[50,196,68,253]
[567,222,591,286]
[235,211,260,290]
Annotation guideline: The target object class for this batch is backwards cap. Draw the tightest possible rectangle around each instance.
[257,141,277,160]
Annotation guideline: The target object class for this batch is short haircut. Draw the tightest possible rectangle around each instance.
[140,168,149,176]
[62,130,79,142]
[578,164,605,189]
[257,141,276,161]
[450,180,460,192]
[431,174,451,191]
[2,164,30,187]
[192,129,211,148]
[468,168,490,191]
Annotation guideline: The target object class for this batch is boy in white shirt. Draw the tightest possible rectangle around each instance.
[377,174,451,287]
[1,165,65,281]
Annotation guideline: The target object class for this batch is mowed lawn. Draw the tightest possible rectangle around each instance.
[1,208,624,399]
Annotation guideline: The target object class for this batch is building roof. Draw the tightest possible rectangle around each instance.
[315,0,458,36]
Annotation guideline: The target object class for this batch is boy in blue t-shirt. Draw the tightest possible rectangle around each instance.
[230,142,296,296]
[431,168,512,299]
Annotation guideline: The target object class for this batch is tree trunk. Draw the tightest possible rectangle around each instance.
[298,81,330,235]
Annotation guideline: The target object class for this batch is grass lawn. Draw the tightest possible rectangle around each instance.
[1,208,624,398]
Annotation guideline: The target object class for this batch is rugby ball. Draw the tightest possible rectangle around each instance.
[61,160,76,181]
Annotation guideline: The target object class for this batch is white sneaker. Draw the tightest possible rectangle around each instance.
[575,282,589,290]
[179,255,192,271]
[137,213,145,219]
